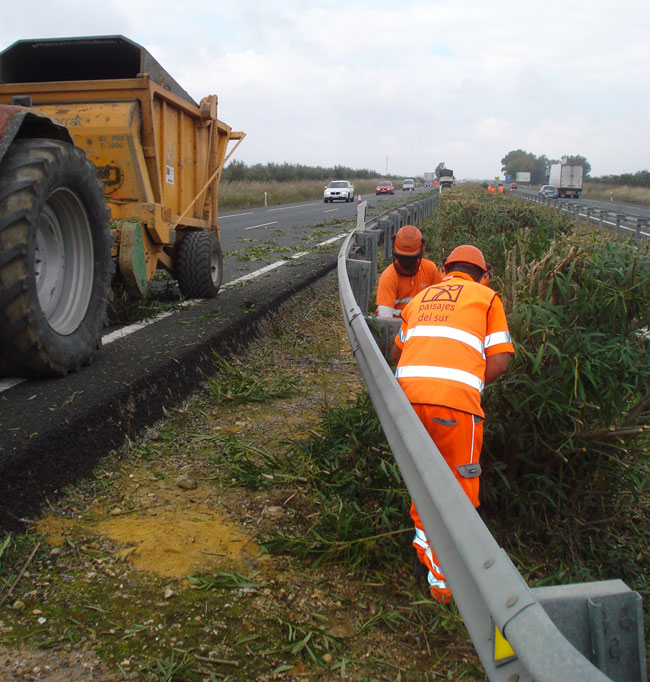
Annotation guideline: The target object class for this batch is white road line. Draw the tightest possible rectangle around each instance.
[0,378,23,391]
[0,231,351,392]
[244,221,278,230]
[324,209,339,213]
[220,212,254,218]
[223,261,287,285]
[316,234,347,246]
[267,202,321,211]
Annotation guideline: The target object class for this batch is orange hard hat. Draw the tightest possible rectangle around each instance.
[444,244,488,272]
[393,225,424,256]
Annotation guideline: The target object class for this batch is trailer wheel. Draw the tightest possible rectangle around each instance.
[0,138,113,377]
[175,231,223,299]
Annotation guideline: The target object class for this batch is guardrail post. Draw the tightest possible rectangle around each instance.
[378,219,393,260]
[533,580,647,682]
[617,214,625,235]
[412,201,420,225]
[399,207,410,226]
[636,218,648,242]
[374,317,402,362]
[355,230,379,292]
[346,257,373,314]
[599,209,605,231]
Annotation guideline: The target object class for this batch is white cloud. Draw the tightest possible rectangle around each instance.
[1,0,648,178]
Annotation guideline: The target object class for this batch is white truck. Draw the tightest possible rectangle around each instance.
[423,172,435,188]
[438,169,454,188]
[548,163,583,199]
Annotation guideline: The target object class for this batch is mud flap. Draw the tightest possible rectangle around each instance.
[118,221,150,298]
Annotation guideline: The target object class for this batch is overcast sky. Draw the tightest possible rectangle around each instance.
[1,0,648,180]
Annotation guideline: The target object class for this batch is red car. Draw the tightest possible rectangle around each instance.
[375,181,394,195]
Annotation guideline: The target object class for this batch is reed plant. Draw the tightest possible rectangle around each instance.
[419,185,650,597]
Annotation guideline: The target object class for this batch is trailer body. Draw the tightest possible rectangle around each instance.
[438,168,454,188]
[548,163,583,199]
[0,36,244,377]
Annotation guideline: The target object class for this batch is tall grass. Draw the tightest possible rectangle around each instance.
[582,182,650,207]
[218,178,385,210]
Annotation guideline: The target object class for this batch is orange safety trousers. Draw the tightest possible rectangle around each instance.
[409,404,484,603]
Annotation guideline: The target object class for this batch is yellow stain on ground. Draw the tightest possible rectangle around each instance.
[37,501,265,579]
[93,506,263,578]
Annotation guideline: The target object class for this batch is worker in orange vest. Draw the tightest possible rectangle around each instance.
[376,225,441,318]
[498,185,504,195]
[391,245,514,602]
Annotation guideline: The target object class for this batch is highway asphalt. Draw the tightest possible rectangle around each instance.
[0,243,340,531]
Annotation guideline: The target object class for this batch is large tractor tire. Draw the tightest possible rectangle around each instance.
[0,138,113,378]
[175,231,223,299]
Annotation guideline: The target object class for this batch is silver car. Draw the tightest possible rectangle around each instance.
[538,185,559,198]
[324,180,354,203]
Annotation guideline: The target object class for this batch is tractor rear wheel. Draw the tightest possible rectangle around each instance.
[0,138,113,377]
[175,231,223,299]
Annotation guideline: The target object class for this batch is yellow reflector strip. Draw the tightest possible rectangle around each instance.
[494,626,515,660]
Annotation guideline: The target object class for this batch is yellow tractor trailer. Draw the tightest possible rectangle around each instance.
[0,35,244,377]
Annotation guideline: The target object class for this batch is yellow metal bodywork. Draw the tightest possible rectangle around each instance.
[0,77,244,296]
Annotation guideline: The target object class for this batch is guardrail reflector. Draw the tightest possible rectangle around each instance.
[494,625,516,665]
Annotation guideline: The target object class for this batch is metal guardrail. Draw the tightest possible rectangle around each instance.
[338,195,647,682]
[515,191,650,241]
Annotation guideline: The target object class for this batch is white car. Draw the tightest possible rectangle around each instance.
[402,178,415,191]
[324,180,354,203]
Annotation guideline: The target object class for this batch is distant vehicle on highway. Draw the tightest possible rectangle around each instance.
[510,182,518,190]
[438,169,454,188]
[324,180,354,203]
[549,162,583,199]
[402,178,415,191]
[376,180,394,195]
[538,185,559,198]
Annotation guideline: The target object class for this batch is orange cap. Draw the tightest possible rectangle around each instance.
[444,245,488,272]
[393,225,423,256]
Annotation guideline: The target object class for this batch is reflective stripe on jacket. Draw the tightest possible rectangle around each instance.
[394,272,514,416]
[375,259,441,318]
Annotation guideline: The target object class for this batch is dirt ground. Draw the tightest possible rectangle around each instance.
[0,273,483,681]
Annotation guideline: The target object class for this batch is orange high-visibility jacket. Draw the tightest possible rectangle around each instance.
[376,259,441,318]
[394,272,514,417]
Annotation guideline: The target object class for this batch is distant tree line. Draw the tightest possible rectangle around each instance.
[501,150,591,185]
[222,160,386,183]
[587,170,650,188]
